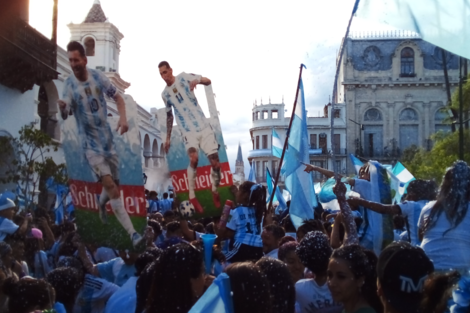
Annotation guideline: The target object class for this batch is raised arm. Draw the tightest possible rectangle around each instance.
[347,198,401,215]
[189,76,211,91]
[165,110,173,153]
[333,181,359,246]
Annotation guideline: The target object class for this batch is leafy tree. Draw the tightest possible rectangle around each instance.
[402,130,470,185]
[0,124,67,210]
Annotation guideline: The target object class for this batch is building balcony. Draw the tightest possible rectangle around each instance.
[248,147,347,159]
[0,16,58,92]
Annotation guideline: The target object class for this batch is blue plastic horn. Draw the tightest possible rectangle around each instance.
[201,234,217,274]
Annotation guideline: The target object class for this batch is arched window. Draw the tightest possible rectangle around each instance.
[84,37,95,56]
[152,139,159,167]
[364,108,382,122]
[143,134,151,168]
[399,108,419,151]
[400,47,415,77]
[363,109,383,157]
[435,108,452,133]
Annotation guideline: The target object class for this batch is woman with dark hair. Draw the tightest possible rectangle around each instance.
[225,262,272,313]
[327,245,382,313]
[24,229,52,279]
[146,243,206,313]
[421,160,470,271]
[216,181,267,262]
[295,231,342,313]
[256,257,296,313]
[3,276,56,313]
[278,241,304,283]
[297,219,327,242]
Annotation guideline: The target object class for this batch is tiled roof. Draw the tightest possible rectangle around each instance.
[84,1,107,23]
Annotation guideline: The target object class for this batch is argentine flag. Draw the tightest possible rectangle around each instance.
[349,154,364,175]
[272,128,283,158]
[189,273,234,313]
[247,161,257,183]
[392,162,415,184]
[356,0,470,60]
[284,73,317,228]
[266,167,287,214]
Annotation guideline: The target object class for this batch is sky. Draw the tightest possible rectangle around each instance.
[29,0,388,177]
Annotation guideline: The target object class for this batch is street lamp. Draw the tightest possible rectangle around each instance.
[349,119,364,156]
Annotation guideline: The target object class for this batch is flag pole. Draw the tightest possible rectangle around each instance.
[331,0,361,180]
[268,64,306,212]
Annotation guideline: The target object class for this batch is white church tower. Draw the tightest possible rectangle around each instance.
[67,0,130,93]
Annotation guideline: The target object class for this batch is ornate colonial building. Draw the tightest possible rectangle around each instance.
[335,31,459,172]
[248,100,347,186]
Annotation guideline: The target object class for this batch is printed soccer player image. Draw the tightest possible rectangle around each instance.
[159,61,221,213]
[59,41,142,247]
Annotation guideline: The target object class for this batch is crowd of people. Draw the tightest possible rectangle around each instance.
[0,159,469,313]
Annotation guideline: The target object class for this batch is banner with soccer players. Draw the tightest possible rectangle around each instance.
[155,67,235,219]
[61,94,147,251]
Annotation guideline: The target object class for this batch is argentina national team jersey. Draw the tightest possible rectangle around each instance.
[226,206,263,247]
[63,68,117,157]
[162,72,208,133]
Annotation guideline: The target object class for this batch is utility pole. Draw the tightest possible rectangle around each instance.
[441,49,455,132]
[459,57,464,160]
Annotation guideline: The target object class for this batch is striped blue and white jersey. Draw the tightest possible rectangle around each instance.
[226,206,262,247]
[162,72,208,133]
[73,274,119,313]
[62,68,117,157]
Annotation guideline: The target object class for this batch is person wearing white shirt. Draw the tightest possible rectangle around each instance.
[261,224,285,259]
[295,231,342,313]
[420,161,470,272]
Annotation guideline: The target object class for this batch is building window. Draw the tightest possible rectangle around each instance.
[319,133,327,153]
[255,111,260,120]
[310,134,317,149]
[310,160,326,180]
[262,110,268,119]
[435,107,452,133]
[400,47,415,77]
[256,136,260,149]
[262,161,268,181]
[272,110,279,119]
[252,112,255,121]
[272,160,278,178]
[398,108,419,152]
[256,161,261,178]
[335,160,342,173]
[262,135,268,149]
[84,37,95,56]
[364,108,383,121]
[334,134,340,154]
[334,109,341,118]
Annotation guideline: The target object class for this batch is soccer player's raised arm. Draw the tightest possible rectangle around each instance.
[115,93,128,135]
[165,110,173,153]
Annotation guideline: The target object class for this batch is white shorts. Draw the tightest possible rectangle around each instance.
[85,150,120,180]
[183,126,219,156]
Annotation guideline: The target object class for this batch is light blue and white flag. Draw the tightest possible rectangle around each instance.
[247,161,257,183]
[392,162,415,184]
[189,273,234,313]
[349,154,364,175]
[356,0,470,60]
[266,167,287,214]
[272,128,283,158]
[284,74,317,229]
